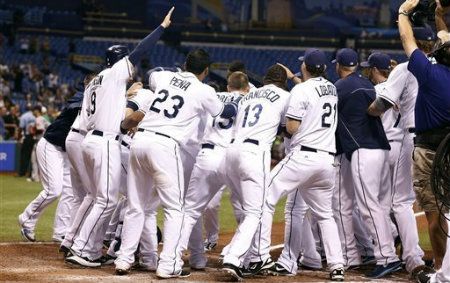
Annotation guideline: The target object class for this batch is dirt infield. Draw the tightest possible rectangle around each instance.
[0,222,423,282]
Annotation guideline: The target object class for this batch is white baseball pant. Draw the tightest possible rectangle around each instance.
[251,148,344,271]
[19,138,71,236]
[180,147,208,269]
[179,145,240,267]
[116,131,185,275]
[70,131,121,260]
[382,133,424,272]
[61,130,94,249]
[350,149,399,265]
[221,142,271,267]
[203,186,244,245]
[352,206,375,258]
[276,189,323,273]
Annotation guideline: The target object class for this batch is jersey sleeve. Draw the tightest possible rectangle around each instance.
[128,89,154,112]
[377,63,408,106]
[110,56,133,82]
[201,86,224,117]
[286,86,308,121]
[407,49,431,84]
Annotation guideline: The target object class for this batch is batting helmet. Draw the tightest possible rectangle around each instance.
[105,45,129,67]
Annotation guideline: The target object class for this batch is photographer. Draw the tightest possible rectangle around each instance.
[398,0,450,278]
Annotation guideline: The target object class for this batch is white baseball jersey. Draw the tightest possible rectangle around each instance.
[377,62,418,130]
[136,71,224,144]
[287,77,337,153]
[375,82,403,142]
[232,84,290,146]
[202,91,242,148]
[82,57,133,133]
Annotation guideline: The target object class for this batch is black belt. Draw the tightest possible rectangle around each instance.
[71,128,80,133]
[92,130,119,140]
[408,128,415,133]
[202,143,215,149]
[230,138,259,145]
[300,146,334,156]
[121,140,129,148]
[137,128,172,139]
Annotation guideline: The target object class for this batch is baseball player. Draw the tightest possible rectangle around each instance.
[176,71,250,267]
[364,52,427,275]
[333,48,401,278]
[367,26,440,272]
[18,90,83,242]
[114,49,239,278]
[202,61,256,251]
[65,8,173,268]
[245,50,344,281]
[219,64,291,280]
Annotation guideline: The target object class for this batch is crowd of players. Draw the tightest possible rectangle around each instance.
[16,1,450,282]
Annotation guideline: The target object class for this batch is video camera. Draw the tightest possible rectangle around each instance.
[409,0,450,26]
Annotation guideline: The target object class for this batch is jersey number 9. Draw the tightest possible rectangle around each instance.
[87,92,96,116]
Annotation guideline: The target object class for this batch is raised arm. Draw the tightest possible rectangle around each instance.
[398,0,420,57]
[435,0,450,33]
[128,7,174,66]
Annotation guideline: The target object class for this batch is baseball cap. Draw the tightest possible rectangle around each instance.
[360,52,391,70]
[413,26,436,41]
[332,48,358,67]
[298,48,327,69]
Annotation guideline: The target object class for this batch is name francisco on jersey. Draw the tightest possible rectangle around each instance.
[240,88,280,103]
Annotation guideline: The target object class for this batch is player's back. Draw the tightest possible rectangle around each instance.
[202,91,242,147]
[289,78,338,153]
[83,57,131,133]
[139,71,223,145]
[232,84,290,147]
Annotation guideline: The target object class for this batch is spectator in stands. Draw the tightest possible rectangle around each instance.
[17,105,36,177]
[0,77,11,96]
[29,106,48,182]
[3,105,20,140]
[19,37,29,54]
[0,106,6,141]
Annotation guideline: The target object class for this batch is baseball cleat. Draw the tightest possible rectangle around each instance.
[115,260,131,275]
[156,269,191,279]
[99,254,116,265]
[361,255,376,265]
[222,263,244,281]
[267,262,295,276]
[137,262,157,272]
[59,245,71,258]
[330,267,345,281]
[204,241,217,251]
[366,260,402,279]
[65,254,102,268]
[244,257,275,276]
[20,228,36,242]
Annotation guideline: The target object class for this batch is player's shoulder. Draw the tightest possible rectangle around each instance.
[152,70,175,81]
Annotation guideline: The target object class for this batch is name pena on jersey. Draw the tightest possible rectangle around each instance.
[315,85,337,97]
[241,88,280,103]
[170,77,191,91]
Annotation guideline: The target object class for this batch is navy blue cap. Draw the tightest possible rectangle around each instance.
[332,48,358,67]
[360,52,391,70]
[298,48,327,68]
[413,26,436,41]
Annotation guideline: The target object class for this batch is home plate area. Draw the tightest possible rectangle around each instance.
[0,242,412,282]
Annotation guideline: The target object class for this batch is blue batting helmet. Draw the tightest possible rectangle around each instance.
[105,45,129,67]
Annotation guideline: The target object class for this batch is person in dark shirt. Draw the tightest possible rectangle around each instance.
[332,48,401,279]
[397,0,450,281]
[18,90,83,242]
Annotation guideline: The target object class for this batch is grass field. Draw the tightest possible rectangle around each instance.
[0,174,432,252]
[0,175,288,242]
